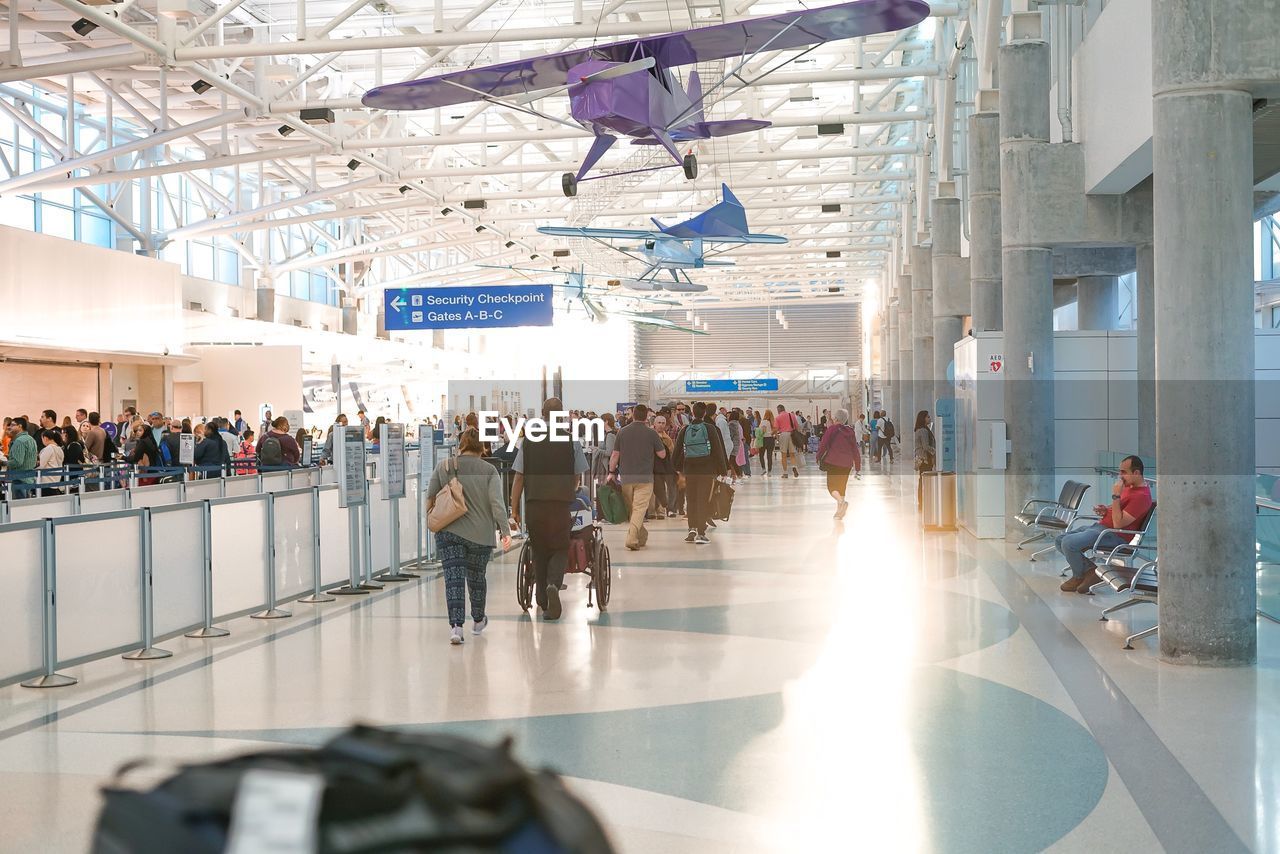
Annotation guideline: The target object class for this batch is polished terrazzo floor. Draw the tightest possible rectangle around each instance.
[0,463,1277,852]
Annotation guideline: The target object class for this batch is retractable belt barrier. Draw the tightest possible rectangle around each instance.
[0,465,422,689]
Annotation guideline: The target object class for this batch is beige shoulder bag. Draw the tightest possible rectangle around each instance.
[427,456,468,532]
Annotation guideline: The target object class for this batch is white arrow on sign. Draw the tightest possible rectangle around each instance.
[390,295,407,312]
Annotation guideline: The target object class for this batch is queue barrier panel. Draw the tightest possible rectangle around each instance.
[290,468,320,489]
[129,482,184,509]
[399,477,420,564]
[54,513,144,664]
[369,486,392,575]
[223,476,261,497]
[149,503,208,638]
[79,490,128,515]
[320,466,338,485]
[210,497,270,618]
[0,524,45,685]
[7,493,77,523]
[184,480,223,502]
[272,489,316,601]
[318,486,351,587]
[261,471,292,493]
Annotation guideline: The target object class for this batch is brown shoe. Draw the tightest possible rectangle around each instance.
[1076,569,1100,594]
[1060,575,1085,592]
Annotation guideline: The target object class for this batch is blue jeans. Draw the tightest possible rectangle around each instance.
[1055,524,1126,579]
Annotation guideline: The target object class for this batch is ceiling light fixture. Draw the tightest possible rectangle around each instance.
[72,18,97,36]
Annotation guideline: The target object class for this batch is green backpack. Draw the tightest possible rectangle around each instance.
[597,482,628,524]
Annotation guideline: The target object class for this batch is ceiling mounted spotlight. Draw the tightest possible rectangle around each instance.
[72,18,97,36]
[346,159,360,171]
[462,199,486,210]
[278,125,295,136]
[474,225,486,232]
[398,185,412,194]
[504,241,515,248]
[820,203,841,213]
[530,254,539,260]
[552,249,570,257]
[440,207,452,216]
[191,80,213,95]
[551,265,561,271]
[817,123,845,136]
[826,251,841,258]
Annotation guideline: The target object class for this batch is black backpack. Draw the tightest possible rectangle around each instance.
[92,725,615,854]
[101,430,117,463]
[259,435,284,466]
[883,418,896,440]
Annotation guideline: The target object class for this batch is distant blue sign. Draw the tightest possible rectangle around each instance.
[384,285,554,331]
[936,397,956,472]
[684,378,780,393]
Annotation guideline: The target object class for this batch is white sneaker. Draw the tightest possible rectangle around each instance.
[694,534,710,545]
[449,626,464,645]
[472,616,489,636]
[836,500,849,520]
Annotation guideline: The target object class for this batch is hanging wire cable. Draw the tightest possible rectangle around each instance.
[465,0,530,70]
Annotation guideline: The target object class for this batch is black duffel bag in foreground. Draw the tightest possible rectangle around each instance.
[92,725,615,854]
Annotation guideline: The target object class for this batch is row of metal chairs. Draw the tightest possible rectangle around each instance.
[1014,479,1162,649]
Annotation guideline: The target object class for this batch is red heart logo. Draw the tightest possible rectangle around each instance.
[990,360,1002,373]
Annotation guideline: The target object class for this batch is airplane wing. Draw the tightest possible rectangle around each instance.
[536,225,663,241]
[694,233,790,245]
[363,0,930,111]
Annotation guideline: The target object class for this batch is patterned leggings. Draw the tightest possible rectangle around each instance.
[436,530,492,627]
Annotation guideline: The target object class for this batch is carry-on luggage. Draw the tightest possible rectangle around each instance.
[91,725,615,854]
[807,435,820,454]
[712,479,735,521]
[596,481,628,523]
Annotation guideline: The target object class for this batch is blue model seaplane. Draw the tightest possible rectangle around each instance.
[535,184,786,292]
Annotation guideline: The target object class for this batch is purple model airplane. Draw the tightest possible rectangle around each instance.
[362,0,930,196]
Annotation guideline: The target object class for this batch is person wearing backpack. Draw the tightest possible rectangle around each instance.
[673,401,728,544]
[774,405,801,479]
[257,416,301,468]
[878,413,896,465]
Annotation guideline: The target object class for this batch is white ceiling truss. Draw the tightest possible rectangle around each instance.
[0,0,971,309]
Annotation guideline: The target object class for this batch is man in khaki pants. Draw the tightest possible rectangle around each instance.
[608,403,667,551]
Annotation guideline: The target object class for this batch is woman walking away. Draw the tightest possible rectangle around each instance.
[914,410,936,510]
[775,405,801,478]
[427,428,510,645]
[735,409,752,478]
[759,409,776,475]
[727,409,744,480]
[816,410,861,520]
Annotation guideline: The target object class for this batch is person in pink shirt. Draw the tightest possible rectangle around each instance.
[774,404,801,479]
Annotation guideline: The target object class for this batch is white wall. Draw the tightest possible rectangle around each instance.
[174,345,304,425]
[1076,0,1154,193]
[0,225,183,354]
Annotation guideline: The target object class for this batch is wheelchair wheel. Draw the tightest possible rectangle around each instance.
[593,545,611,611]
[515,540,535,612]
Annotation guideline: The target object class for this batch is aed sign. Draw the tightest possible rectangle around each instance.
[988,354,1003,374]
[384,285,554,330]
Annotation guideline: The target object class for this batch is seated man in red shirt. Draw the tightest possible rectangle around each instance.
[1056,454,1153,593]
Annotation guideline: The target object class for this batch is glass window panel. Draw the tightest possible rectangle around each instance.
[161,241,185,267]
[189,242,214,280]
[310,273,327,303]
[217,248,239,285]
[0,195,34,230]
[291,270,307,298]
[80,213,113,248]
[40,187,74,208]
[40,203,74,239]
[17,147,33,173]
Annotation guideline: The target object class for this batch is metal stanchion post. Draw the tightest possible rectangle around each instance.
[251,493,292,619]
[186,500,230,638]
[21,519,77,688]
[299,486,335,604]
[124,508,173,660]
[358,501,384,589]
[331,504,369,595]
[381,494,417,581]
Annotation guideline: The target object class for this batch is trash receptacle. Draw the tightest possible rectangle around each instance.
[922,471,958,532]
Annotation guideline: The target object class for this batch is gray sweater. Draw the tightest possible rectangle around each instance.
[426,454,507,547]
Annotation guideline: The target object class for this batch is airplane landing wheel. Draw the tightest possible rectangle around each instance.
[561,172,578,197]
[682,154,697,180]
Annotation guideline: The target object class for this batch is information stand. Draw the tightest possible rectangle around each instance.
[330,426,370,595]
[379,423,416,581]
[179,433,195,466]
[300,437,314,467]
[416,425,440,569]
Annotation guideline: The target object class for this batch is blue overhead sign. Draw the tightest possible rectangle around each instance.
[684,378,780,393]
[384,285,554,331]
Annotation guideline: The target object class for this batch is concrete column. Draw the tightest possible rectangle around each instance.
[1000,32,1055,538]
[888,302,900,423]
[897,273,913,430]
[932,195,969,402]
[969,108,1003,331]
[1153,88,1256,665]
[255,286,276,323]
[910,244,934,421]
[1136,245,1155,458]
[1076,276,1119,329]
